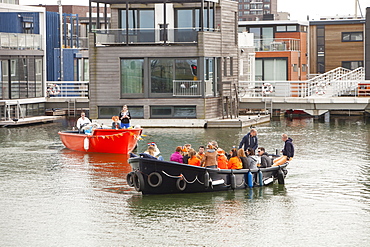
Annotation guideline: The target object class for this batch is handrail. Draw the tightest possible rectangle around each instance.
[0,32,42,50]
[47,81,89,98]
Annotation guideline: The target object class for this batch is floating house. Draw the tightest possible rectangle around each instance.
[88,0,239,120]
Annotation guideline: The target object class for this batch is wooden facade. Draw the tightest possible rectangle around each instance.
[88,0,239,120]
[309,19,365,74]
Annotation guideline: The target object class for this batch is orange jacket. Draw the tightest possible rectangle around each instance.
[228,156,242,169]
[188,156,201,166]
[217,155,229,169]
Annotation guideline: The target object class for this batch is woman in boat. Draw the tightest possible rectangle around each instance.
[238,148,249,169]
[201,144,218,168]
[119,105,131,129]
[187,148,201,166]
[246,148,258,169]
[170,146,184,163]
[217,148,228,169]
[228,148,242,169]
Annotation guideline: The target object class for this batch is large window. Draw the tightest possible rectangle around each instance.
[342,61,363,70]
[121,59,144,95]
[151,106,196,118]
[342,32,363,42]
[120,9,155,42]
[98,106,144,119]
[256,58,287,81]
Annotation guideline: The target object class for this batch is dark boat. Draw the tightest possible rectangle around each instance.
[127,156,288,194]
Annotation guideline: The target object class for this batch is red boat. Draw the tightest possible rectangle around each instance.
[58,128,143,154]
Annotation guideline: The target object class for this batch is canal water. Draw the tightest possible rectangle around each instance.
[0,116,369,246]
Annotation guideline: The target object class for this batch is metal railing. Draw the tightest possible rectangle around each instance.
[0,32,42,50]
[47,81,89,98]
[254,38,300,52]
[173,80,202,97]
[94,27,218,46]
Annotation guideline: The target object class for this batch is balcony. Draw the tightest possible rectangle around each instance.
[173,80,202,97]
[254,38,300,52]
[95,28,218,46]
[0,32,42,50]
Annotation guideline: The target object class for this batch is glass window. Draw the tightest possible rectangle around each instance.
[292,64,298,72]
[342,32,363,42]
[150,59,173,94]
[35,58,42,97]
[175,59,197,80]
[174,106,196,118]
[121,59,144,95]
[257,58,287,81]
[287,25,297,31]
[151,106,196,118]
[276,26,286,32]
[342,61,363,70]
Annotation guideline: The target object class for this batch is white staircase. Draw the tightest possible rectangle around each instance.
[304,67,364,97]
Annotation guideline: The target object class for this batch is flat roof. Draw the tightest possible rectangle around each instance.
[90,0,218,4]
[309,19,365,25]
[238,20,309,26]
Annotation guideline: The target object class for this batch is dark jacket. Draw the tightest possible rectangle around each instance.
[119,111,131,124]
[283,138,294,159]
[259,153,272,168]
[239,133,258,151]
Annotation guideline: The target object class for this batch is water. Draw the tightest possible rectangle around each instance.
[0,117,369,246]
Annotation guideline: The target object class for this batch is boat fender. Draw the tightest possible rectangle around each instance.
[126,172,135,187]
[247,171,254,188]
[230,173,236,190]
[133,171,145,192]
[176,178,186,191]
[83,137,89,151]
[204,171,210,189]
[258,170,263,187]
[147,172,163,188]
[277,169,285,185]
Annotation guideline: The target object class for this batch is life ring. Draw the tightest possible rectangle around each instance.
[176,178,186,191]
[147,172,162,188]
[315,82,326,95]
[262,83,273,95]
[47,84,61,95]
[126,172,135,187]
[133,171,145,192]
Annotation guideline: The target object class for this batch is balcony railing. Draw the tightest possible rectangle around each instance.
[254,38,300,52]
[95,28,217,46]
[0,32,42,50]
[47,81,89,98]
[173,80,202,97]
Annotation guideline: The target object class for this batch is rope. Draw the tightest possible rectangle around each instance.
[161,171,205,185]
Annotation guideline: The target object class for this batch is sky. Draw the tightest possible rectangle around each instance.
[19,0,370,21]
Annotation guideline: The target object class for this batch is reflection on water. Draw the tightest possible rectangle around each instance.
[0,117,369,246]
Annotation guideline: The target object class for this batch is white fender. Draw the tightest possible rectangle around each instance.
[84,137,89,151]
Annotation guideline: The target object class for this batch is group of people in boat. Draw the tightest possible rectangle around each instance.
[139,128,294,169]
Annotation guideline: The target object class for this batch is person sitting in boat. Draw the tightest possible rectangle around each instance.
[237,148,249,169]
[273,134,294,166]
[217,148,228,169]
[145,142,163,160]
[170,146,184,163]
[228,148,242,169]
[257,147,272,168]
[187,148,201,167]
[246,148,258,169]
[76,112,91,133]
[111,116,121,129]
[182,144,192,164]
[196,145,205,160]
[201,144,218,168]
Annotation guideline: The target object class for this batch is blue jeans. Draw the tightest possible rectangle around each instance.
[120,123,130,129]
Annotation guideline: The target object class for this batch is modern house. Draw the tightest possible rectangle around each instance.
[88,0,239,120]
[0,2,46,120]
[238,20,308,81]
[237,0,277,22]
[309,18,365,74]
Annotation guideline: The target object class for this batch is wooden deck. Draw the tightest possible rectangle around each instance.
[0,116,64,127]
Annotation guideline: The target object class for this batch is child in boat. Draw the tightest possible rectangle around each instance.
[170,146,184,163]
[111,116,121,129]
[187,148,201,166]
[201,144,218,168]
[238,148,249,169]
[145,142,163,160]
[228,148,242,169]
[182,144,191,163]
[246,148,258,169]
[217,148,228,169]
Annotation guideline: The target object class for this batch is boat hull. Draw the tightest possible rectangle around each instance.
[128,157,288,194]
[58,128,142,154]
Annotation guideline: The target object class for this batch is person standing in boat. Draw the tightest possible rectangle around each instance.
[273,134,294,166]
[76,112,91,132]
[257,147,272,168]
[239,128,258,152]
[201,144,218,168]
[119,105,131,129]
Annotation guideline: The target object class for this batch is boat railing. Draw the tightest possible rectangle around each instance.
[173,80,202,97]
[47,81,89,98]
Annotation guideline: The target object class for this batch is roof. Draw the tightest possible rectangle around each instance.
[90,0,219,4]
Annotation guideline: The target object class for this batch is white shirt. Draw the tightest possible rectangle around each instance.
[77,117,91,129]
